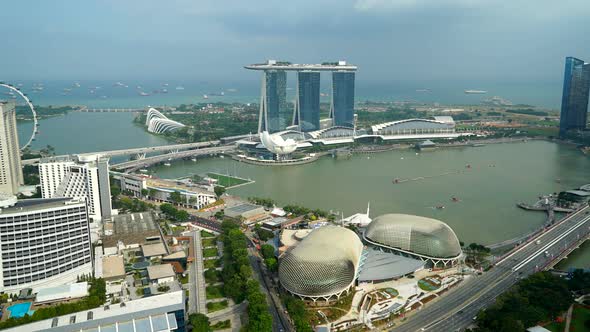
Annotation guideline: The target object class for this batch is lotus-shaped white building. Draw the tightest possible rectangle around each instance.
[145,108,185,134]
[259,131,298,155]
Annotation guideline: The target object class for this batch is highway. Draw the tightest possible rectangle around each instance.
[21,140,220,165]
[392,204,590,332]
[111,145,235,171]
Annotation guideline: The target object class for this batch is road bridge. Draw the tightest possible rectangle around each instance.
[392,204,590,332]
[111,145,235,172]
[21,140,221,165]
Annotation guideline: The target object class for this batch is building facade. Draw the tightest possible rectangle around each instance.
[259,70,288,133]
[0,102,23,195]
[295,71,321,132]
[0,197,92,294]
[332,71,355,128]
[560,57,590,137]
[39,155,112,221]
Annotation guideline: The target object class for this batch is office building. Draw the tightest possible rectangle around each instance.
[295,71,321,132]
[331,71,355,128]
[0,102,23,195]
[39,154,112,221]
[0,197,92,294]
[560,57,590,137]
[4,290,186,332]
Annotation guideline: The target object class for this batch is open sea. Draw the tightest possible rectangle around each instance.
[0,79,563,110]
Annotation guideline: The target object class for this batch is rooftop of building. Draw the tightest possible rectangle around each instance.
[3,290,184,332]
[225,203,264,214]
[565,190,590,197]
[141,242,168,257]
[245,60,357,71]
[102,255,126,280]
[0,197,84,214]
[146,177,215,196]
[102,212,160,248]
[147,264,176,280]
[162,251,187,260]
[34,282,88,304]
[357,248,425,282]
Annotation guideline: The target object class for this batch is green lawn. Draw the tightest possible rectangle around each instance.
[211,319,231,330]
[201,230,215,238]
[204,259,220,269]
[206,285,225,299]
[571,305,590,332]
[207,172,251,188]
[204,269,222,284]
[203,248,219,258]
[179,274,189,285]
[207,300,228,313]
[202,237,217,247]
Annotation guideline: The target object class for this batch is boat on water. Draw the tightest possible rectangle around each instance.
[471,143,485,147]
[190,158,197,162]
[451,197,460,202]
[464,90,487,94]
[139,169,149,173]
[164,162,171,167]
[436,205,445,209]
[219,155,225,159]
[203,94,208,99]
[176,86,185,90]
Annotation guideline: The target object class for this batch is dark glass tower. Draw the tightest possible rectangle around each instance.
[263,70,288,133]
[560,57,590,137]
[296,71,320,132]
[332,71,355,128]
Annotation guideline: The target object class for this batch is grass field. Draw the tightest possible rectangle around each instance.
[203,248,219,258]
[206,285,225,299]
[201,230,215,238]
[204,259,220,269]
[207,172,252,188]
[202,237,217,247]
[571,305,590,332]
[207,300,228,313]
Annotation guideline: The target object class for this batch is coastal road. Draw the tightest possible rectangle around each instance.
[392,205,590,332]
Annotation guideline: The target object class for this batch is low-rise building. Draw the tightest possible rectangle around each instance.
[102,256,126,282]
[102,212,162,251]
[4,290,186,332]
[34,282,89,305]
[147,264,176,284]
[225,203,265,219]
[142,242,168,259]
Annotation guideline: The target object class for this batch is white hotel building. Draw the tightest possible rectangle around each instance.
[39,154,112,221]
[0,197,92,294]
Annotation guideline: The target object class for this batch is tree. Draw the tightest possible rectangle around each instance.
[175,209,189,222]
[214,210,224,219]
[264,258,277,272]
[214,186,226,198]
[169,191,182,204]
[189,313,212,332]
[148,188,157,199]
[260,244,275,259]
[141,189,149,198]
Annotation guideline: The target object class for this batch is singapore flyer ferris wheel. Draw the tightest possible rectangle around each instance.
[0,82,38,150]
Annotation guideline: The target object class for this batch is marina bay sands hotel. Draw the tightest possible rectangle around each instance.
[245,60,357,133]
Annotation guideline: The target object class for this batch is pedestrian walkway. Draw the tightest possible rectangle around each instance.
[193,230,207,313]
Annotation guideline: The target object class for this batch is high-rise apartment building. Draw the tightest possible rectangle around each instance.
[331,71,356,128]
[39,154,112,221]
[295,71,321,132]
[560,56,590,137]
[0,197,92,293]
[0,102,23,195]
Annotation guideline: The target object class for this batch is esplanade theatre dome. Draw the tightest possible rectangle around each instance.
[364,214,462,260]
[279,226,363,300]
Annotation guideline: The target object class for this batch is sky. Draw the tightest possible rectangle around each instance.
[1,0,589,83]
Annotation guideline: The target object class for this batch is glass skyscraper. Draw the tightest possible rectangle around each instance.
[263,70,288,133]
[332,71,355,128]
[560,57,590,137]
[296,71,320,132]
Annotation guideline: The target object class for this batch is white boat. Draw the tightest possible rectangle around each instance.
[164,162,171,167]
[139,169,149,173]
[190,158,197,162]
[464,90,487,94]
[176,86,185,90]
[203,94,208,99]
[219,155,225,159]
